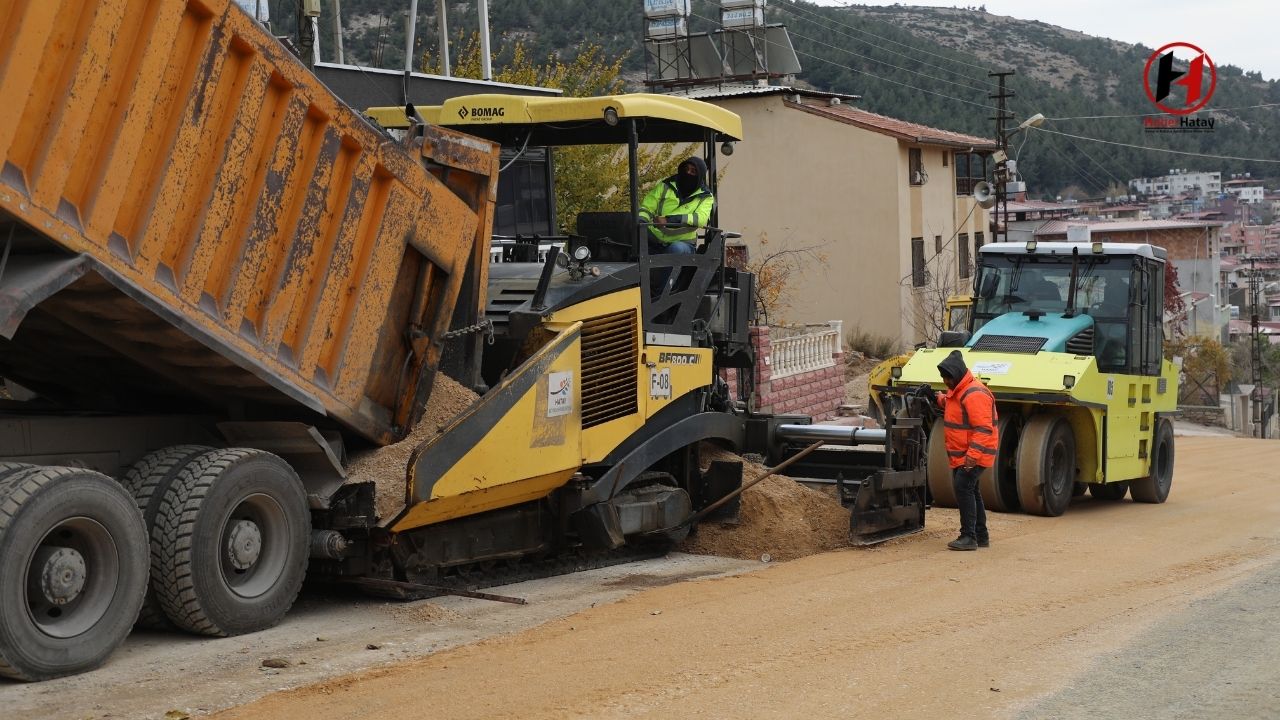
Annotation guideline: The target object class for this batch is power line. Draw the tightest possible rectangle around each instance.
[1041,136,1108,192]
[1031,127,1280,164]
[785,0,995,74]
[761,14,994,95]
[688,12,1003,114]
[773,1,997,91]
[1045,103,1280,121]
[1059,134,1129,188]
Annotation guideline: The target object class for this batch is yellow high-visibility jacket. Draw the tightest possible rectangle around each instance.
[638,179,715,245]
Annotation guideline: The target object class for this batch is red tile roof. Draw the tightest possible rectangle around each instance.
[786,97,998,149]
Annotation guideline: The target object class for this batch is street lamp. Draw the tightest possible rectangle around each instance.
[993,112,1045,242]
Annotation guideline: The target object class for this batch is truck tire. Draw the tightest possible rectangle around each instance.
[151,448,309,636]
[926,424,956,508]
[1131,418,1174,504]
[120,445,213,630]
[0,466,148,681]
[978,415,1021,512]
[1016,415,1076,517]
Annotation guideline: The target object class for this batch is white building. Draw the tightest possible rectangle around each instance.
[1224,179,1265,204]
[1129,169,1221,197]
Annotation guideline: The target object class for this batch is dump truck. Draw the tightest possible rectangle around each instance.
[0,0,499,680]
[0,0,930,682]
[887,241,1178,516]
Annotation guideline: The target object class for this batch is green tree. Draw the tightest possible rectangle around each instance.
[1167,335,1232,405]
[423,35,691,229]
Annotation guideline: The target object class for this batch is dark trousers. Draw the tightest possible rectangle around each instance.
[646,239,695,296]
[952,465,988,542]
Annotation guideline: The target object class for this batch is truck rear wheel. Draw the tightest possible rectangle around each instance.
[152,449,309,636]
[1131,418,1174,504]
[120,445,212,630]
[978,415,1022,512]
[1016,415,1076,517]
[926,424,955,508]
[0,466,148,681]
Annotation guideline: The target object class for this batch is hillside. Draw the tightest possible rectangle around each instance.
[267,0,1280,198]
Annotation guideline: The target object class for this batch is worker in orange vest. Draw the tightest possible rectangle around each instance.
[936,350,999,551]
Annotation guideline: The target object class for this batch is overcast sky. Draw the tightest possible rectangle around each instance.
[809,1,1279,80]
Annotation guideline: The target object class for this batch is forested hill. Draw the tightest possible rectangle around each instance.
[269,0,1280,198]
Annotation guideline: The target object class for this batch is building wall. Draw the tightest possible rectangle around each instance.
[897,144,982,346]
[711,94,986,350]
[712,95,905,345]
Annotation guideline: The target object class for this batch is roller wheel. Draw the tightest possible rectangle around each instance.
[1016,415,1076,517]
[1089,481,1128,501]
[0,466,149,681]
[926,423,955,508]
[120,445,213,630]
[152,449,309,636]
[1131,418,1175,504]
[978,415,1022,512]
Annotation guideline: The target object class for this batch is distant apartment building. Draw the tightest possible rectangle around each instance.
[1129,169,1221,197]
[1224,178,1266,204]
[1224,223,1267,256]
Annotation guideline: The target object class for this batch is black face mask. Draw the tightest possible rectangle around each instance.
[676,171,699,197]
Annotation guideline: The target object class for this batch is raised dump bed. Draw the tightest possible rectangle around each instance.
[0,0,498,446]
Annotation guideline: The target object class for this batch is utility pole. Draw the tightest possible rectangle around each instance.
[1246,255,1271,438]
[989,71,1015,244]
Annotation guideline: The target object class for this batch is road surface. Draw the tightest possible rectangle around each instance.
[4,435,1277,719]
[212,436,1280,720]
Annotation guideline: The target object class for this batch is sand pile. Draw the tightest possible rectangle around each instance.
[679,446,851,562]
[345,374,479,520]
[387,602,465,623]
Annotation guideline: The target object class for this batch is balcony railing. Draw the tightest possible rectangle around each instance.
[770,321,843,380]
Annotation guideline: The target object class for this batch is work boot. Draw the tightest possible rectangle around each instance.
[977,537,990,548]
[948,535,978,551]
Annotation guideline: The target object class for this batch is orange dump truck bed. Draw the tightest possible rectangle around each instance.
[0,0,498,444]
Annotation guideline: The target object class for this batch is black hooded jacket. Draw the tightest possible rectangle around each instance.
[937,350,968,383]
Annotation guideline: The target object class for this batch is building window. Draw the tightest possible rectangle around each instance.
[912,237,926,287]
[935,235,942,254]
[954,152,988,196]
[974,231,985,251]
[909,148,923,186]
[958,233,970,279]
[942,151,948,167]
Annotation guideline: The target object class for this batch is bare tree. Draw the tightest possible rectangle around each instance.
[745,233,828,326]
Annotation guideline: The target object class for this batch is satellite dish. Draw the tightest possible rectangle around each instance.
[973,181,996,209]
